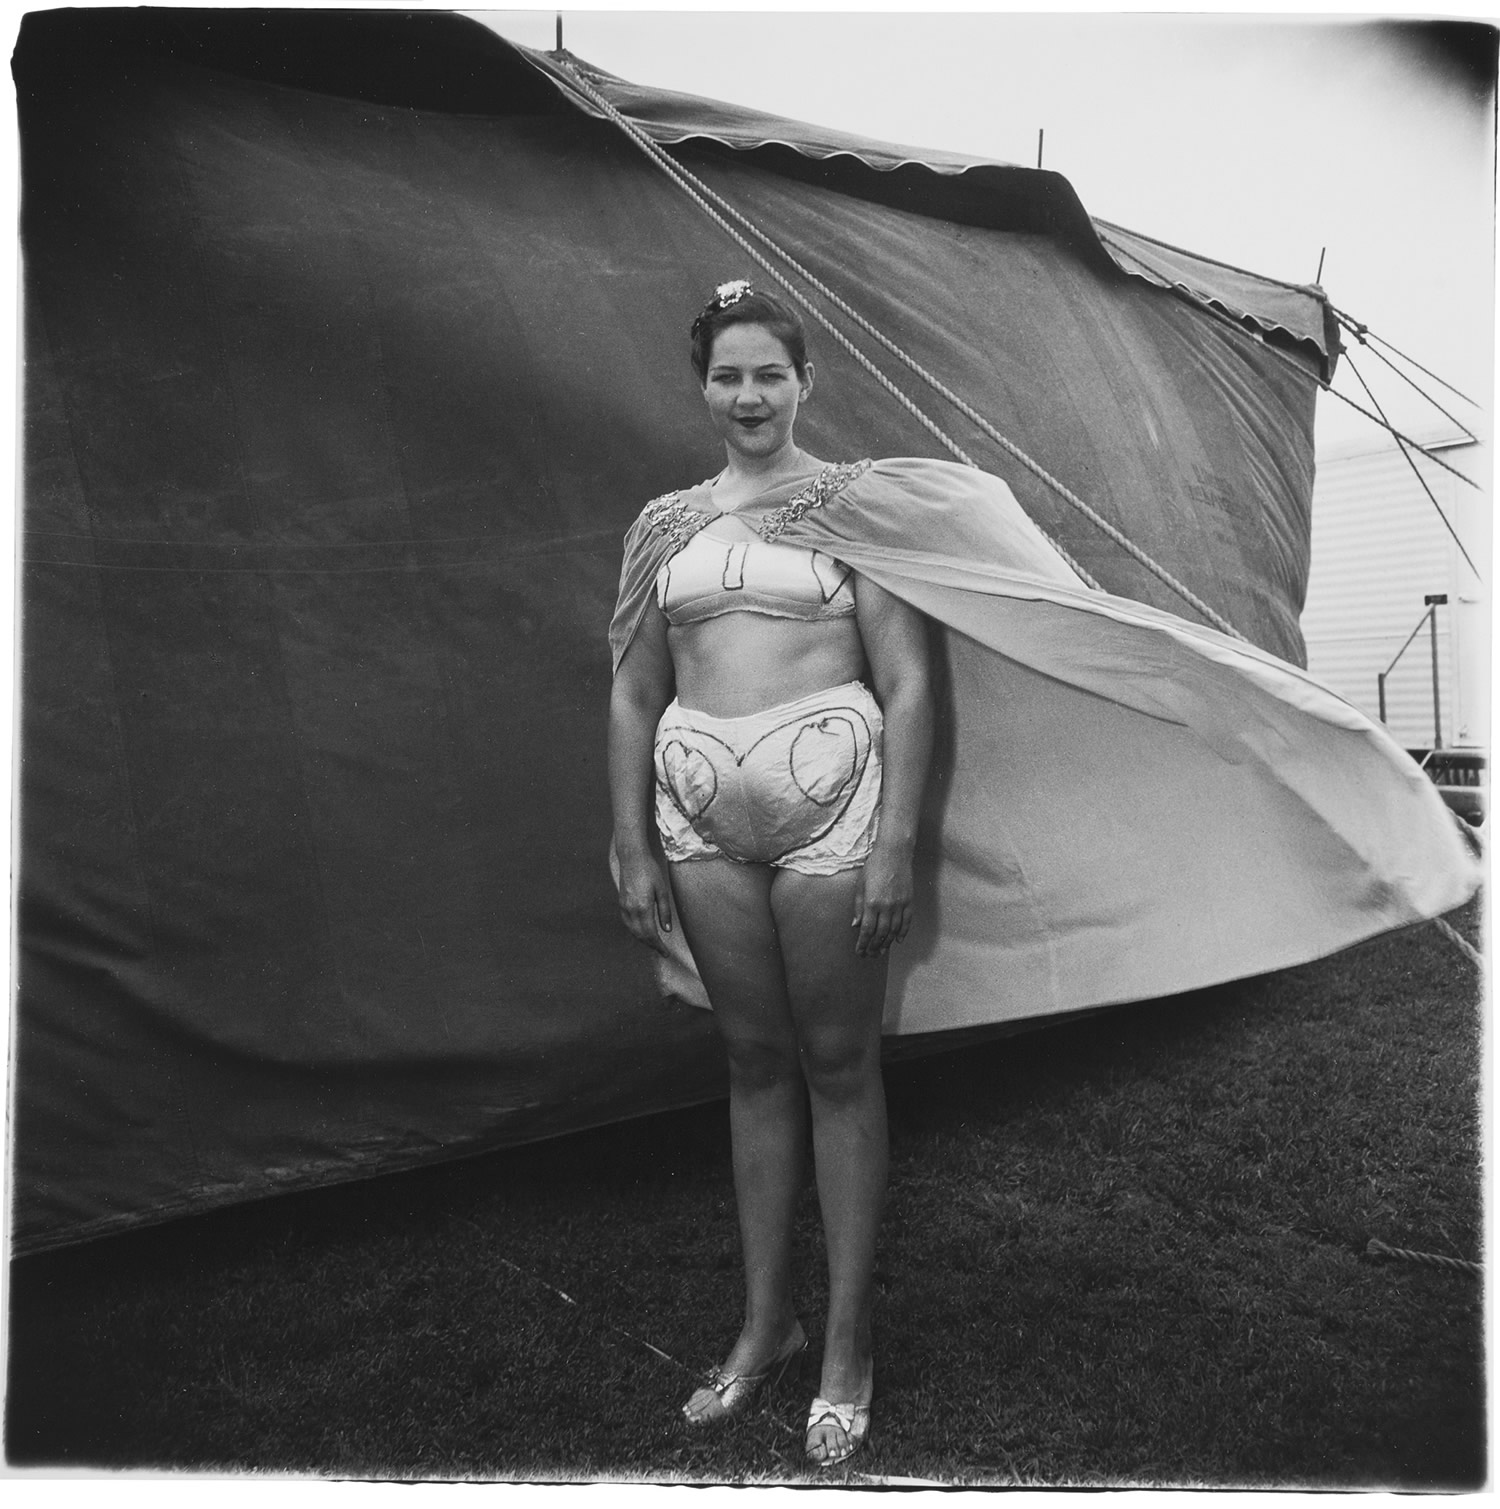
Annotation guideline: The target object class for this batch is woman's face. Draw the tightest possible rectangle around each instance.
[701,323,813,462]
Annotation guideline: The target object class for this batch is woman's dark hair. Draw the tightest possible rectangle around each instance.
[689,283,809,383]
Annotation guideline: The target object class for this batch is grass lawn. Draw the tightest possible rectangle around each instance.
[5,900,1485,1485]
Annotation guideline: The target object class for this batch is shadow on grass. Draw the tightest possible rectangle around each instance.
[5,903,1485,1485]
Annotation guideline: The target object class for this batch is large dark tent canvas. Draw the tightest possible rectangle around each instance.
[12,9,1474,1255]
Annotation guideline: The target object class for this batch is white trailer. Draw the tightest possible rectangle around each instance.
[1301,431,1487,817]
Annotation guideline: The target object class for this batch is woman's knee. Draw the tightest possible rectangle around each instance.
[798,1028,881,1104]
[724,1032,802,1093]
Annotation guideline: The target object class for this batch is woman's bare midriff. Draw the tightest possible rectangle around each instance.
[668,612,867,718]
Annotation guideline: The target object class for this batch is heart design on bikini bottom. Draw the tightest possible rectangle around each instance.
[657,705,873,859]
[789,717,861,806]
[657,739,719,824]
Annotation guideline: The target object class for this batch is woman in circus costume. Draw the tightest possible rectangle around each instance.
[609,282,920,1466]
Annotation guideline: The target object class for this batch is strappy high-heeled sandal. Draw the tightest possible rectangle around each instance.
[805,1375,873,1468]
[681,1322,807,1427]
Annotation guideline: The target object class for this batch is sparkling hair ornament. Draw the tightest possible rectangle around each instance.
[691,279,755,336]
[689,281,809,382]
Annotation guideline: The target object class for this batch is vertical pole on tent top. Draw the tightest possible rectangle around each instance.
[1425,594,1447,749]
[1377,672,1388,725]
[1037,129,1044,169]
[1315,246,1327,284]
[556,14,563,53]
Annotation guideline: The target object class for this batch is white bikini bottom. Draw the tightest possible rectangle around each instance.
[653,681,883,876]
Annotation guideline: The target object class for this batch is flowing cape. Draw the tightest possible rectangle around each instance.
[613,458,1480,1034]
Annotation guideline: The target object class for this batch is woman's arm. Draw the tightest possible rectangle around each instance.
[854,576,933,957]
[608,603,676,953]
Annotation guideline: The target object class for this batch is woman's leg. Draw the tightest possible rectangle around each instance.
[670,858,808,1379]
[770,867,888,1416]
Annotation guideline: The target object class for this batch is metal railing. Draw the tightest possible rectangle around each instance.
[1377,594,1447,748]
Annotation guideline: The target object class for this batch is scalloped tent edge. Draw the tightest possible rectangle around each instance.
[515,42,1340,375]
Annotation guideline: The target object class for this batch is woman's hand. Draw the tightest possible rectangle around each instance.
[853,844,914,956]
[616,850,674,955]
[608,603,675,956]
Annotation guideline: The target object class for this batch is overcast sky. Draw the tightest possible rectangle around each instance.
[472,8,1495,457]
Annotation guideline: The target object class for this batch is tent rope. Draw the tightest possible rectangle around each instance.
[1340,350,1483,581]
[1431,915,1484,968]
[1365,1236,1482,1276]
[1102,239,1482,493]
[1336,313,1478,444]
[1317,380,1481,491]
[558,58,1283,639]
[1332,307,1481,409]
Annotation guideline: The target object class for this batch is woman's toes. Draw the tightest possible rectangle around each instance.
[682,1386,725,1425]
[805,1416,849,1464]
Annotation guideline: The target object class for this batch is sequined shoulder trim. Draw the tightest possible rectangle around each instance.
[639,490,713,553]
[757,459,872,542]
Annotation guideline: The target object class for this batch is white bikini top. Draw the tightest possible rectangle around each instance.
[656,525,856,627]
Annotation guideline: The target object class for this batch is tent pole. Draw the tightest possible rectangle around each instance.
[1425,595,1447,749]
